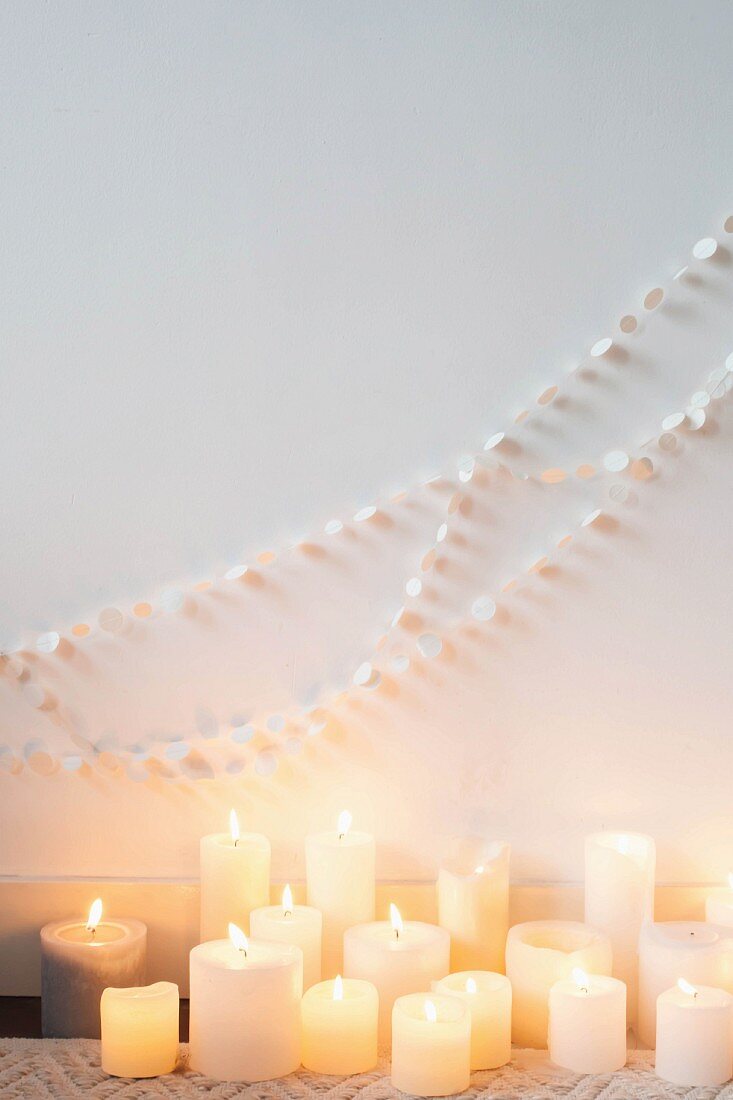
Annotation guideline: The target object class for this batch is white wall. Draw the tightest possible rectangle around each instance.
[2,0,733,886]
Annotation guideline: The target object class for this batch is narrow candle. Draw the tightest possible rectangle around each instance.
[437,841,510,973]
[250,884,322,990]
[306,810,375,978]
[391,993,471,1097]
[344,903,450,1046]
[656,979,733,1086]
[101,981,179,1078]
[433,971,511,1070]
[638,921,733,1048]
[189,922,302,1082]
[584,830,655,1026]
[705,873,733,927]
[200,810,270,941]
[548,968,627,1073]
[41,899,147,1039]
[505,920,612,1048]
[301,975,379,1074]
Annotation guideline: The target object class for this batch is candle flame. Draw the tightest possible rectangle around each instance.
[86,898,103,933]
[474,865,485,875]
[728,872,733,891]
[228,922,248,955]
[572,968,590,992]
[390,903,403,939]
[425,999,437,1023]
[678,978,697,997]
[333,974,344,1001]
[229,809,240,845]
[282,883,293,917]
[337,810,352,839]
[466,977,477,994]
[617,835,631,855]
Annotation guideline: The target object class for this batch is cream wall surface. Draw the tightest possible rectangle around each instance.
[1,0,733,884]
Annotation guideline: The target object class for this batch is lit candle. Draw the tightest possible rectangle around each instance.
[705,873,733,927]
[638,921,733,1048]
[433,971,511,1070]
[189,922,302,1082]
[391,993,471,1096]
[101,981,179,1078]
[250,884,322,990]
[437,842,510,973]
[41,899,146,1038]
[344,903,450,1046]
[505,920,612,1048]
[548,967,626,1073]
[200,810,270,941]
[301,974,379,1074]
[584,830,655,1026]
[656,979,733,1087]
[306,810,375,977]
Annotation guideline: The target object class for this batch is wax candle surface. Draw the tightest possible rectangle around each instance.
[656,981,733,1087]
[584,831,655,1025]
[306,812,375,978]
[705,875,733,927]
[41,908,147,1039]
[301,976,379,1074]
[344,907,450,1046]
[200,812,270,941]
[548,970,626,1073]
[437,841,510,973]
[505,920,612,1048]
[433,971,511,1070]
[101,981,179,1078]
[250,886,322,990]
[391,993,471,1097]
[189,927,302,1082]
[637,921,733,1048]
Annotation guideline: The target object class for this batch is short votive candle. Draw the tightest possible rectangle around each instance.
[656,981,733,1087]
[301,976,378,1074]
[548,970,626,1074]
[391,993,471,1097]
[433,971,511,1070]
[101,981,179,1078]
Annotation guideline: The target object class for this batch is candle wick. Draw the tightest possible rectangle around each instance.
[234,839,239,848]
[90,928,95,940]
[394,928,400,940]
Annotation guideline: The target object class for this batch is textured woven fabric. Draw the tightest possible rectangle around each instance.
[0,1042,732,1100]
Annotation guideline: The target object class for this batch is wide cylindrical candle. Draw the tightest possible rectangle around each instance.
[305,812,375,978]
[250,885,322,990]
[344,905,450,1046]
[189,925,302,1082]
[584,831,655,1026]
[301,976,379,1074]
[437,841,510,973]
[41,901,146,1039]
[706,875,733,927]
[391,993,471,1097]
[433,970,511,1070]
[505,920,612,1048]
[638,921,733,1048]
[200,812,270,941]
[656,981,733,1087]
[101,981,179,1078]
[548,969,626,1073]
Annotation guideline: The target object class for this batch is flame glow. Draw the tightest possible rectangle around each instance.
[617,835,631,855]
[228,922,248,954]
[86,898,103,932]
[333,974,344,1001]
[466,977,478,994]
[678,978,697,997]
[390,903,404,938]
[474,865,485,875]
[337,810,352,838]
[572,968,590,991]
[282,883,294,916]
[229,809,240,845]
[425,999,438,1023]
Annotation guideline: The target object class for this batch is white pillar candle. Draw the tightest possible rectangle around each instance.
[101,981,179,1078]
[433,971,511,1070]
[200,810,270,941]
[638,921,733,1048]
[706,874,733,927]
[41,899,146,1039]
[656,980,733,1087]
[344,904,450,1046]
[584,830,655,1026]
[548,968,627,1074]
[189,923,302,1082]
[437,841,510,973]
[505,920,612,1048]
[250,884,322,990]
[301,975,379,1074]
[391,993,471,1097]
[306,810,375,978]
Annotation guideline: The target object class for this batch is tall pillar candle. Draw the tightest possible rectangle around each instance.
[301,975,379,1074]
[505,920,612,1048]
[306,811,375,978]
[706,874,733,927]
[437,841,510,973]
[41,899,146,1039]
[656,980,733,1087]
[200,810,270,941]
[189,923,302,1082]
[344,904,450,1046]
[548,968,627,1073]
[391,993,471,1097]
[584,831,655,1026]
[638,921,733,1048]
[250,884,322,989]
[433,971,511,1070]
[101,981,179,1078]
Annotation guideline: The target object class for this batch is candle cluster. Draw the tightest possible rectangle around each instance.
[39,823,733,1091]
